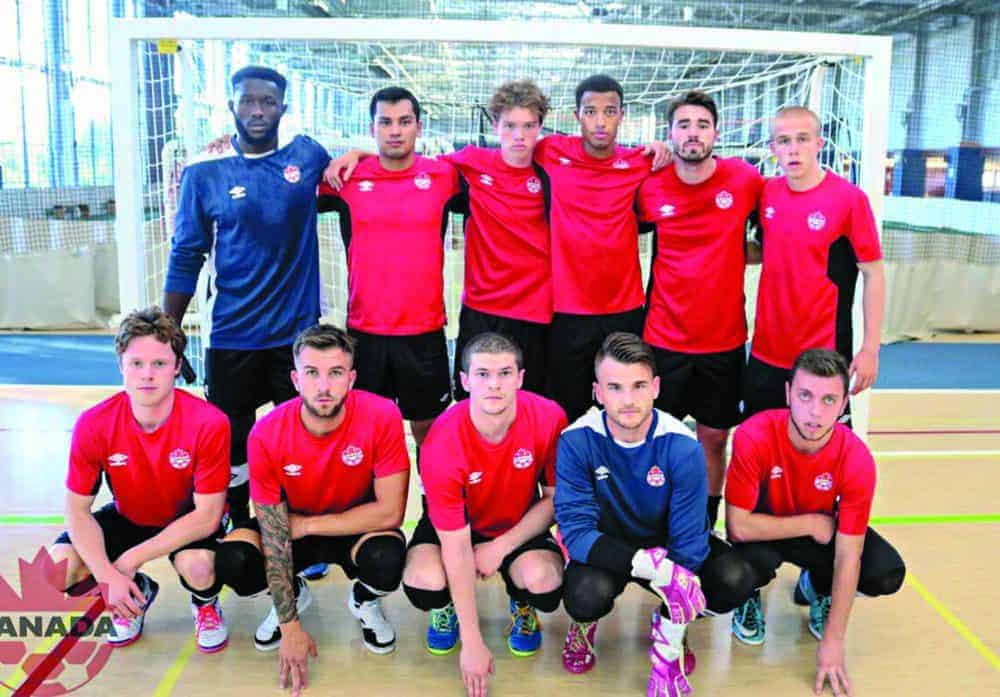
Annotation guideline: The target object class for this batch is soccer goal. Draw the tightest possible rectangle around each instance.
[109,17,891,437]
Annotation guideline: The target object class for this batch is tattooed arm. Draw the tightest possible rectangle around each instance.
[257,501,317,696]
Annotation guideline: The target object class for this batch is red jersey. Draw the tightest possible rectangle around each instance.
[442,147,552,324]
[421,391,568,537]
[249,390,410,515]
[66,390,230,528]
[725,409,876,535]
[752,172,882,368]
[317,156,461,335]
[534,134,650,315]
[638,158,764,353]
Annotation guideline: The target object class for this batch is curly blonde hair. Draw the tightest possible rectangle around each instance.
[488,79,551,124]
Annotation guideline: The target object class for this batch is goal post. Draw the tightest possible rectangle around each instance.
[109,17,892,438]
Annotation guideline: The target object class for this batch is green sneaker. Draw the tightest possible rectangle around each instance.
[808,594,832,641]
[731,590,765,646]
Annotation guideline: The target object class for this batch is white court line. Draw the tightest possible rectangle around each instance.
[874,450,1000,458]
[874,388,1000,394]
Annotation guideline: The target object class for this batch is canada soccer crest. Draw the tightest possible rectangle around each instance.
[612,159,630,170]
[283,165,301,184]
[414,172,432,190]
[814,472,834,491]
[342,445,364,467]
[807,211,826,231]
[512,448,534,470]
[646,465,666,487]
[526,177,542,194]
[168,448,191,470]
[715,190,734,209]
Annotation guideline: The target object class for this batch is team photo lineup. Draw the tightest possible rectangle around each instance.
[51,64,907,697]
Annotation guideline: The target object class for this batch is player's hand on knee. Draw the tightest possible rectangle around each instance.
[278,624,318,697]
[460,639,494,697]
[815,636,851,697]
[810,514,836,545]
[473,539,506,579]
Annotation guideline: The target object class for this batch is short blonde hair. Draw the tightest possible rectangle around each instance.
[771,106,822,139]
[488,79,551,124]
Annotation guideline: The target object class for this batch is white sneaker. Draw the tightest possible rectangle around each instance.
[347,586,395,654]
[254,577,313,651]
[107,573,159,648]
[192,598,228,653]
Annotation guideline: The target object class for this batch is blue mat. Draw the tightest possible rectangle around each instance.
[0,334,998,389]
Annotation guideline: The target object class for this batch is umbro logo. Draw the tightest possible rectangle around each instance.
[660,204,675,217]
[479,174,494,187]
[764,206,775,219]
[594,465,610,481]
[229,186,246,200]
[283,464,303,477]
[612,159,629,170]
[108,453,128,467]
[414,172,432,190]
[770,465,783,480]
[558,157,571,166]
[468,471,483,485]
[358,180,374,192]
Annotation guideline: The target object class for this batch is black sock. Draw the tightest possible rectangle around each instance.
[191,594,217,607]
[707,495,722,529]
[353,581,379,603]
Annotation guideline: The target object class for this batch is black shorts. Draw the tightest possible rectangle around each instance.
[652,345,745,429]
[54,502,223,565]
[453,305,550,400]
[235,519,405,579]
[407,514,562,598]
[743,354,852,426]
[547,308,645,422]
[349,327,452,421]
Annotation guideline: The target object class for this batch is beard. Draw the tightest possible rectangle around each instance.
[234,117,281,148]
[789,413,836,443]
[302,393,346,421]
[675,141,713,163]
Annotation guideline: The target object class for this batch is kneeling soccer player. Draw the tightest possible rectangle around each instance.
[726,348,905,697]
[52,307,230,653]
[403,332,568,697]
[213,324,409,695]
[555,332,756,696]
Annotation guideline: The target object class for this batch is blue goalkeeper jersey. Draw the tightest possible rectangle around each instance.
[554,408,709,572]
[165,135,331,350]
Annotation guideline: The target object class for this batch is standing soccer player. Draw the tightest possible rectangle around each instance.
[744,106,885,419]
[403,333,567,697]
[164,66,331,528]
[51,307,231,653]
[317,87,463,448]
[212,324,409,696]
[534,74,666,422]
[324,79,555,398]
[555,333,756,697]
[726,349,905,697]
[637,90,764,528]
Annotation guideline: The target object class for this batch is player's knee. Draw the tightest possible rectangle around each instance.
[562,568,617,622]
[860,564,906,597]
[215,540,267,597]
[403,584,452,611]
[175,549,215,589]
[702,554,757,613]
[354,534,406,593]
[517,557,563,595]
[402,557,448,591]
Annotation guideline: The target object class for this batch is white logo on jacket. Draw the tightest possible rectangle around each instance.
[342,445,364,467]
[526,177,542,194]
[108,453,128,467]
[715,190,734,209]
[594,465,610,481]
[169,449,192,470]
[283,464,303,477]
[808,211,826,231]
[468,471,483,485]
[512,449,534,469]
[414,172,432,190]
[814,472,834,491]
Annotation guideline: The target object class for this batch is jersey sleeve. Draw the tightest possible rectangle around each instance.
[248,426,282,507]
[373,403,410,478]
[194,411,231,495]
[438,145,476,171]
[725,425,765,512]
[665,439,710,572]
[847,188,882,263]
[553,431,604,563]
[164,166,211,295]
[636,173,664,223]
[836,444,876,535]
[66,416,104,497]
[421,433,469,532]
[539,405,569,488]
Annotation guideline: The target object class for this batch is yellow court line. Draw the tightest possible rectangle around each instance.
[151,588,229,697]
[907,573,1000,672]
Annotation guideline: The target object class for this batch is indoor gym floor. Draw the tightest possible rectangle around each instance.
[0,336,997,696]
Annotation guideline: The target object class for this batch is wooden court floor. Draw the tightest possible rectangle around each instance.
[0,386,997,696]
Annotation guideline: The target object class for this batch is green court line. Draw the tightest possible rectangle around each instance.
[4,513,998,528]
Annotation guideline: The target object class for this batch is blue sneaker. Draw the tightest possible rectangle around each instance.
[731,590,765,646]
[807,594,832,641]
[426,603,459,655]
[793,569,817,606]
[506,600,542,656]
[300,563,329,581]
